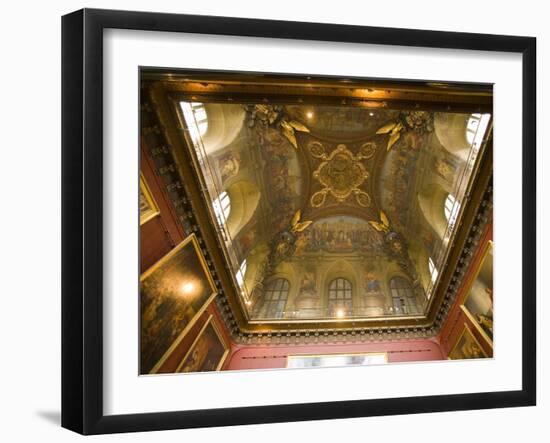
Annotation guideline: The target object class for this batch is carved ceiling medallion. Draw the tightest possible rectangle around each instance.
[310,143,374,208]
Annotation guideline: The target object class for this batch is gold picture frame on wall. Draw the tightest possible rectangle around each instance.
[139,173,160,225]
[448,324,489,360]
[176,315,230,372]
[460,240,493,348]
[140,234,218,374]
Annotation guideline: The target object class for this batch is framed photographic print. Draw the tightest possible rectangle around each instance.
[62,8,536,435]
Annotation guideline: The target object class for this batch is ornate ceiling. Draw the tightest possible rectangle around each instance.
[141,71,492,341]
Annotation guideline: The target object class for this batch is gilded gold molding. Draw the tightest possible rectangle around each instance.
[139,173,160,225]
[310,144,372,208]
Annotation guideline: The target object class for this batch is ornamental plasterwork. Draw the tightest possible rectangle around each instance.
[309,142,376,208]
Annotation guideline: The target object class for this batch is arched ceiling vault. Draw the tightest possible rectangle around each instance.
[143,71,493,338]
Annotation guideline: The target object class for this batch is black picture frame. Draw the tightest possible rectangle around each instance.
[61,8,536,435]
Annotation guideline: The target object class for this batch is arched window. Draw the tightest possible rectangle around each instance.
[444,193,460,227]
[212,191,231,227]
[328,278,353,318]
[390,277,419,315]
[236,259,247,289]
[428,257,439,284]
[466,113,482,145]
[466,113,491,148]
[180,102,208,144]
[261,278,290,319]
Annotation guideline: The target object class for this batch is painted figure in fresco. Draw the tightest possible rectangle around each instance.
[293,232,310,256]
[403,130,424,150]
[422,230,437,257]
[218,151,240,183]
[299,270,317,296]
[305,217,382,254]
[237,226,257,258]
[434,157,457,183]
[293,269,320,312]
[364,270,386,311]
[258,128,301,236]
[270,231,295,265]
[365,271,381,293]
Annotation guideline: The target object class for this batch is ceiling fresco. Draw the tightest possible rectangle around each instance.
[179,97,491,324]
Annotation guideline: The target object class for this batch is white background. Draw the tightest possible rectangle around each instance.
[0,0,545,442]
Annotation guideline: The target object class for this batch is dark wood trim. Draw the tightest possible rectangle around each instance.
[521,34,537,406]
[141,70,493,114]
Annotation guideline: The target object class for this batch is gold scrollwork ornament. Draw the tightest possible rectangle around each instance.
[308,141,327,159]
[310,144,371,208]
[354,190,371,207]
[359,141,377,159]
[310,189,328,208]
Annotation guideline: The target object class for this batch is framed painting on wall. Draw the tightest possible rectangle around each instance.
[176,315,229,373]
[461,240,494,344]
[448,324,489,360]
[139,174,160,225]
[140,233,217,374]
[62,8,536,435]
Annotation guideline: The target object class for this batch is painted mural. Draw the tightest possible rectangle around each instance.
[173,100,490,325]
[286,105,400,140]
[380,136,424,232]
[295,216,383,255]
[257,128,302,235]
[235,220,258,261]
[364,270,383,295]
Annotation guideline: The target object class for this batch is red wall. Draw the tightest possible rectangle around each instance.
[227,338,443,371]
[140,137,185,272]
